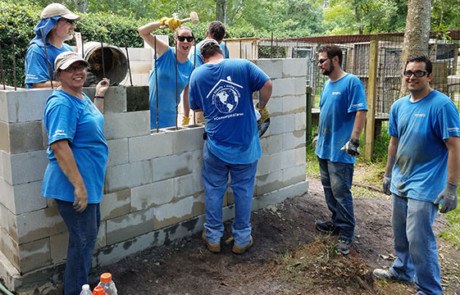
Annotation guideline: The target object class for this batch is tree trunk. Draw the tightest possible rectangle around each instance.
[216,0,227,24]
[399,0,431,97]
[74,0,88,13]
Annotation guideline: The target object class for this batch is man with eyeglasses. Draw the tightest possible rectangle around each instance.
[25,3,79,88]
[373,55,460,295]
[314,45,368,255]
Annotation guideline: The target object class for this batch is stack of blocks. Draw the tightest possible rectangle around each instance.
[0,57,308,292]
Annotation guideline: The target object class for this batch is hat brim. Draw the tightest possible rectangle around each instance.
[58,58,88,70]
[61,13,80,20]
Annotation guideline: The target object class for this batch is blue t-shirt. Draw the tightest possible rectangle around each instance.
[25,42,73,88]
[388,90,460,202]
[189,59,269,164]
[148,47,194,129]
[189,40,230,68]
[315,73,368,164]
[42,90,108,204]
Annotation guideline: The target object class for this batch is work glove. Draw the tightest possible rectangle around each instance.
[312,135,318,149]
[159,17,169,26]
[341,138,360,156]
[434,183,458,213]
[182,116,190,126]
[256,103,270,137]
[383,174,391,195]
[165,18,181,31]
[256,103,270,123]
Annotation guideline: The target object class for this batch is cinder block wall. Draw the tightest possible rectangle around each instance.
[0,58,308,292]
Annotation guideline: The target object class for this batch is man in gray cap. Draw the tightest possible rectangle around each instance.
[25,3,80,88]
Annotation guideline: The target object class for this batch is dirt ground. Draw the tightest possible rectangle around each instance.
[47,171,460,295]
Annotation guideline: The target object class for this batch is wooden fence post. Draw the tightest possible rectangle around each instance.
[364,35,379,161]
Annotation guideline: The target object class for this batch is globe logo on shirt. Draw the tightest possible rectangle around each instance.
[214,88,239,114]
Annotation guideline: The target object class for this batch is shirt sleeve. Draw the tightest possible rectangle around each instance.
[347,76,368,113]
[247,61,269,92]
[44,98,77,145]
[437,100,460,140]
[25,44,51,87]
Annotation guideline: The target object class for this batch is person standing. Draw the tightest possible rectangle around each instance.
[25,3,79,88]
[373,56,460,295]
[314,45,368,255]
[189,39,272,254]
[189,21,229,68]
[138,19,195,129]
[42,51,110,295]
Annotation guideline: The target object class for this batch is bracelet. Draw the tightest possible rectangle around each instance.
[94,96,105,99]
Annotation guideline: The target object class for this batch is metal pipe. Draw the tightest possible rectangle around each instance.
[11,34,17,91]
[0,43,6,90]
[175,42,179,129]
[154,37,159,133]
[124,46,133,86]
[100,41,106,79]
[0,280,15,295]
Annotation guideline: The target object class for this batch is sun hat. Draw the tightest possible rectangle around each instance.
[41,3,80,20]
[54,52,88,70]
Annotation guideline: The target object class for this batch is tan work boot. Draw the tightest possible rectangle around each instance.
[232,236,253,254]
[202,230,221,253]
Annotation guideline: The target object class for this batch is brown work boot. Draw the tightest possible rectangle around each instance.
[202,230,221,253]
[232,236,253,254]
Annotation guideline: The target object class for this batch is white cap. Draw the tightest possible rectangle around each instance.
[41,3,80,20]
[54,52,88,71]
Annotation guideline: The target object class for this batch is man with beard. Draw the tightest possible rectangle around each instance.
[314,45,368,255]
[25,3,80,88]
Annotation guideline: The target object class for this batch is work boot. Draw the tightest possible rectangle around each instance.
[315,220,339,235]
[201,230,221,253]
[232,236,253,254]
[372,268,399,281]
[336,238,352,255]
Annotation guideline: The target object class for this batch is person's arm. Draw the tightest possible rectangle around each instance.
[93,78,110,113]
[382,136,398,195]
[32,81,61,88]
[258,80,273,108]
[182,84,190,118]
[446,136,460,186]
[51,140,88,212]
[350,110,367,141]
[137,21,169,57]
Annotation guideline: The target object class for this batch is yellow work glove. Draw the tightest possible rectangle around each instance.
[166,18,181,31]
[159,17,169,26]
[182,116,190,126]
[256,103,270,123]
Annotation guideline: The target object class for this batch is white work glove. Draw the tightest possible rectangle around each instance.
[434,183,458,213]
[341,138,360,156]
[312,135,318,149]
[383,174,391,195]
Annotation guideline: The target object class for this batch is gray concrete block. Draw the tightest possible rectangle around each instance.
[127,48,153,61]
[104,111,150,140]
[107,138,129,167]
[153,196,194,229]
[283,164,307,187]
[283,94,307,114]
[256,153,282,176]
[266,97,283,117]
[172,126,204,154]
[254,59,283,79]
[19,238,51,273]
[128,132,174,162]
[283,59,307,78]
[16,206,65,244]
[104,160,153,193]
[0,121,10,153]
[173,173,199,200]
[0,228,20,270]
[152,152,193,182]
[13,181,46,215]
[282,130,306,151]
[254,170,283,195]
[0,91,8,122]
[100,188,131,221]
[0,178,15,213]
[0,89,50,123]
[280,147,306,170]
[131,179,174,210]
[126,86,149,111]
[0,247,21,291]
[4,150,48,186]
[271,77,306,97]
[106,208,155,245]
[252,181,308,210]
[95,222,106,251]
[83,86,127,113]
[8,121,45,154]
[295,112,307,131]
[260,134,283,155]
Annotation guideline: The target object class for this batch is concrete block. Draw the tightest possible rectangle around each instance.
[0,121,10,153]
[283,59,307,78]
[125,60,152,73]
[266,97,283,117]
[104,111,150,140]
[0,91,8,122]
[49,232,68,264]
[13,181,47,215]
[172,126,204,154]
[295,112,307,131]
[95,221,106,251]
[282,130,306,151]
[0,248,21,291]
[192,192,205,217]
[254,59,283,80]
[173,173,199,200]
[83,86,127,114]
[0,89,50,123]
[252,181,308,210]
[0,178,15,213]
[127,48,153,61]
[126,86,149,111]
[104,160,153,193]
[260,134,283,155]
[100,188,131,221]
[128,132,174,162]
[269,114,294,136]
[106,208,155,245]
[281,147,306,169]
[19,238,51,273]
[131,179,174,210]
[8,121,45,154]
[107,138,129,167]
[256,152,282,176]
[0,204,17,244]
[271,77,306,98]
[254,170,283,195]
[0,229,19,269]
[152,152,193,182]
[0,150,4,178]
[283,94,307,114]
[4,150,48,186]
[283,164,307,187]
[16,206,65,244]
[153,196,194,229]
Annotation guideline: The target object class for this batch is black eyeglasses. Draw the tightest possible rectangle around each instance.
[62,18,76,25]
[318,58,329,64]
[403,70,428,77]
[177,35,194,42]
[63,64,87,72]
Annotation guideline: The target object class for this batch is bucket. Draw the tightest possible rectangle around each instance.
[83,42,128,86]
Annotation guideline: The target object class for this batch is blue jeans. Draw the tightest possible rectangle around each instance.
[318,158,355,241]
[389,194,442,295]
[202,144,258,247]
[56,200,100,295]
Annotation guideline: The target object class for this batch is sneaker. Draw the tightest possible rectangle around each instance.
[336,238,352,255]
[372,268,398,281]
[202,230,221,253]
[315,220,339,235]
[232,236,253,254]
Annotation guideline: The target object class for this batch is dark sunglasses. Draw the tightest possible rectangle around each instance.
[177,35,194,42]
[403,70,428,78]
[318,58,329,64]
[63,18,76,25]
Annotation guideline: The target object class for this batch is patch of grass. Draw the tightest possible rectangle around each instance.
[306,142,320,178]
[439,198,460,247]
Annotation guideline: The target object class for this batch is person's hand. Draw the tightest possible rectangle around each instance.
[95,78,110,97]
[341,138,360,156]
[312,135,318,149]
[256,103,269,123]
[159,17,169,26]
[434,183,458,213]
[383,174,392,195]
[182,116,190,126]
[73,185,88,213]
[165,18,181,31]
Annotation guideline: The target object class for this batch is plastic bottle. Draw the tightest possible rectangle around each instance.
[79,284,92,295]
[92,285,106,295]
[98,273,118,295]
